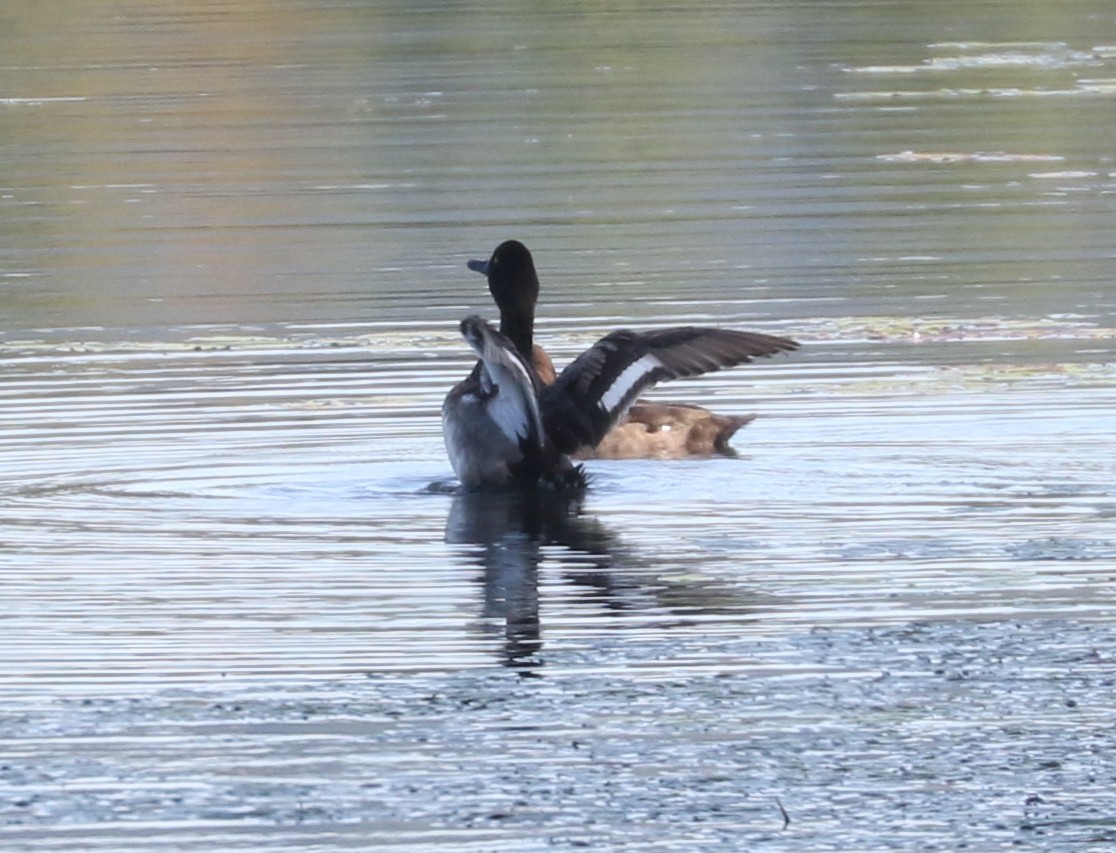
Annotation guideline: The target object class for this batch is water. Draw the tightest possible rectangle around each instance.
[3,1,1116,849]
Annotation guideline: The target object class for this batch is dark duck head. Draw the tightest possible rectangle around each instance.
[467,240,557,383]
[442,314,798,490]
[467,240,800,458]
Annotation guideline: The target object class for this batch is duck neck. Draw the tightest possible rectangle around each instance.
[499,309,536,361]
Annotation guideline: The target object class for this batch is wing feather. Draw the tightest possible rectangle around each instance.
[542,326,797,454]
[460,315,544,450]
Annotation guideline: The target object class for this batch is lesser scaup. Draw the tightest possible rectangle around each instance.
[467,240,782,458]
[443,314,797,489]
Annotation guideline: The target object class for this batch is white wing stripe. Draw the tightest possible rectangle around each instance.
[599,353,662,414]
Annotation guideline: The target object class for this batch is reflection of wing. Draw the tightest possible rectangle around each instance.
[446,488,618,670]
[445,490,548,669]
[443,487,781,666]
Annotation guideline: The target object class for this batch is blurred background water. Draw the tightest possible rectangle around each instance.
[2,1,1115,849]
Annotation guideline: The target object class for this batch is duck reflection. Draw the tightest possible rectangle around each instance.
[445,488,629,670]
[444,486,779,670]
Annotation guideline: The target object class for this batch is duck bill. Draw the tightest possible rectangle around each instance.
[466,258,490,275]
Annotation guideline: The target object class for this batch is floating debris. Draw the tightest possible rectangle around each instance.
[846,42,1102,74]
[878,151,1066,164]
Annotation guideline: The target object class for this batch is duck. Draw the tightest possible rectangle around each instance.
[442,315,798,489]
[467,240,774,459]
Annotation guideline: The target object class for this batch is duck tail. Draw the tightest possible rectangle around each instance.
[707,413,758,454]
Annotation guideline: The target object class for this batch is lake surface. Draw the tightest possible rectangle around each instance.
[3,1,1115,849]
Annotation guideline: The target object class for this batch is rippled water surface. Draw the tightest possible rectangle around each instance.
[3,1,1116,849]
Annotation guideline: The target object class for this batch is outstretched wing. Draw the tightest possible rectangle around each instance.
[459,315,545,451]
[542,326,798,454]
